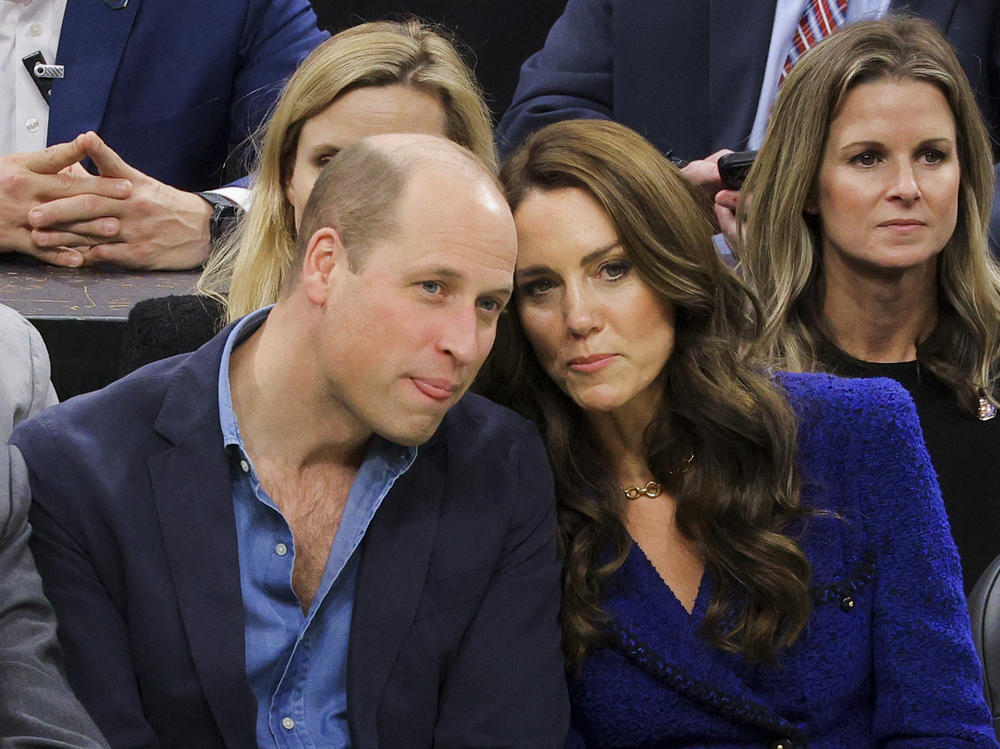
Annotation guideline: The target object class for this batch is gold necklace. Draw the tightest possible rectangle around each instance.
[623,481,661,500]
[621,453,694,501]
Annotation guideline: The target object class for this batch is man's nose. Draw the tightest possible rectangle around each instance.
[438,304,481,365]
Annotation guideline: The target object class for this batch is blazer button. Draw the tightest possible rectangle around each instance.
[841,595,856,612]
[772,740,795,749]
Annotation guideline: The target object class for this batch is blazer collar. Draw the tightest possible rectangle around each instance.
[50,0,142,146]
[149,321,257,748]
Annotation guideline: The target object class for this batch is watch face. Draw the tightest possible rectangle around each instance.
[200,193,241,247]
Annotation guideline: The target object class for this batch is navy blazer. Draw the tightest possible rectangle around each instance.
[48,0,327,190]
[497,0,1000,161]
[11,323,569,748]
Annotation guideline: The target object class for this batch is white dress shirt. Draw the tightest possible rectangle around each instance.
[748,0,892,149]
[1,0,66,156]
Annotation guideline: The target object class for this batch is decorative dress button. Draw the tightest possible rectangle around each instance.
[25,118,40,133]
[29,23,43,37]
[841,595,855,612]
[239,459,249,473]
[281,716,295,730]
[275,543,288,556]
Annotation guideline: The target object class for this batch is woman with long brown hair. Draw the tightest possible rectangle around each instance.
[740,16,1000,592]
[479,117,994,744]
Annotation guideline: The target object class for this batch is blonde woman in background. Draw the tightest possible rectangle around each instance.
[739,16,1000,591]
[199,19,495,320]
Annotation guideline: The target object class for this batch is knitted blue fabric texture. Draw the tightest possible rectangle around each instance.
[568,372,997,748]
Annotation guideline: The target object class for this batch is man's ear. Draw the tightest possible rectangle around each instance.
[301,226,348,305]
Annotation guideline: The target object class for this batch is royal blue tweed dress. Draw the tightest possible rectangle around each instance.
[567,373,996,748]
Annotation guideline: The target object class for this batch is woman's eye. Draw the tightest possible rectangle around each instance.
[601,260,631,280]
[520,278,554,297]
[921,149,946,165]
[850,151,879,167]
[314,151,339,168]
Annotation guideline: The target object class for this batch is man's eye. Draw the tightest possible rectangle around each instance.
[478,297,504,314]
[420,281,443,295]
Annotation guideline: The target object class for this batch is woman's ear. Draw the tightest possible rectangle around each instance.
[803,191,819,215]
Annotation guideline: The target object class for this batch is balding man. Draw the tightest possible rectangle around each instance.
[11,134,569,748]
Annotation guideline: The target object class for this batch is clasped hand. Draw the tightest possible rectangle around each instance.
[0,131,212,269]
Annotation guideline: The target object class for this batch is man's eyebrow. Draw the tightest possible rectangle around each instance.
[515,241,622,280]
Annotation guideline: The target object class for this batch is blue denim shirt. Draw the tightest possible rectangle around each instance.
[218,308,417,747]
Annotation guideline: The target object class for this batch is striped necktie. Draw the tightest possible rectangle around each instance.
[779,0,848,85]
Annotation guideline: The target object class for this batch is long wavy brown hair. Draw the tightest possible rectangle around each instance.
[478,119,810,669]
[739,16,1000,411]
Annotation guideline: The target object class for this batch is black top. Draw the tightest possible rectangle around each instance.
[825,350,1000,592]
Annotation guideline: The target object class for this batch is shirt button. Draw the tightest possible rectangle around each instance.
[841,595,856,612]
[239,459,249,473]
[29,23,42,37]
[275,543,288,556]
[281,716,295,730]
[25,118,40,133]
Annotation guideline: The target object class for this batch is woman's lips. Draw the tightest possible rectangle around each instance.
[410,377,458,401]
[878,219,926,229]
[567,354,618,373]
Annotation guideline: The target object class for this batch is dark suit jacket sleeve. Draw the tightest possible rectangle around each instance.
[14,418,161,749]
[0,447,108,749]
[0,305,107,747]
[433,426,569,746]
[496,0,614,156]
[227,0,329,152]
[862,386,996,743]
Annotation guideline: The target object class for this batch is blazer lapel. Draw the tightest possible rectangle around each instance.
[347,437,444,747]
[709,0,778,150]
[49,0,141,145]
[605,545,804,740]
[148,330,257,748]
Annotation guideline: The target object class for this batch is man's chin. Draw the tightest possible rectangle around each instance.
[378,414,446,447]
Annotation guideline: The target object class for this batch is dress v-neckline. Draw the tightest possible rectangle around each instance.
[628,539,712,622]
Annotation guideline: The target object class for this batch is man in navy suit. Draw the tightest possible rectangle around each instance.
[11,134,569,747]
[498,0,1000,246]
[0,0,326,269]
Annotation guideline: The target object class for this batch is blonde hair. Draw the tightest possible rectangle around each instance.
[198,19,496,320]
[739,15,1000,411]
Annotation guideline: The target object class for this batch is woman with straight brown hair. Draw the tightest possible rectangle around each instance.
[740,15,1000,591]
[479,117,994,745]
